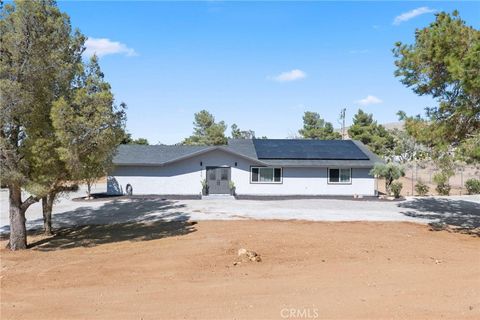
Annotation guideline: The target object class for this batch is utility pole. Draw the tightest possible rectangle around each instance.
[338,108,346,140]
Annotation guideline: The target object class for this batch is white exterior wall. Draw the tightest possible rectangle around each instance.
[234,166,375,196]
[108,149,376,196]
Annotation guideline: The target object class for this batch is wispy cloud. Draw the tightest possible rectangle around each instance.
[84,37,137,58]
[268,69,306,82]
[356,95,383,106]
[393,7,436,25]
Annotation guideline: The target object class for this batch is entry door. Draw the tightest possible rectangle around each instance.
[206,167,231,194]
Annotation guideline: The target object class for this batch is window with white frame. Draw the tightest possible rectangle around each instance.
[251,167,282,183]
[328,168,351,184]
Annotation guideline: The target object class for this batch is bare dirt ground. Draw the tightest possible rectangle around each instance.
[1,220,479,320]
[379,175,477,197]
[378,163,480,197]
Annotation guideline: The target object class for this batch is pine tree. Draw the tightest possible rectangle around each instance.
[298,111,341,140]
[51,56,126,199]
[0,0,84,249]
[394,11,480,163]
[231,124,255,139]
[348,109,394,157]
[183,110,227,145]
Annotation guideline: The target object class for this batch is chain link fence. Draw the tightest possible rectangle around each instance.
[378,162,480,196]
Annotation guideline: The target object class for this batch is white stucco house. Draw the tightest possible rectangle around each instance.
[107,139,383,198]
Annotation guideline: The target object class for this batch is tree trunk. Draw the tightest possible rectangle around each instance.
[386,178,393,196]
[86,181,92,199]
[8,185,27,250]
[41,193,55,236]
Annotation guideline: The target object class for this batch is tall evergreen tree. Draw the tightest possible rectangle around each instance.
[298,111,341,140]
[393,11,480,163]
[0,0,84,249]
[51,56,126,199]
[231,123,255,139]
[348,109,394,157]
[121,133,149,145]
[183,110,227,145]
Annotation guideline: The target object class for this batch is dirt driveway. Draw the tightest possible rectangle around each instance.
[1,220,479,319]
[1,185,479,233]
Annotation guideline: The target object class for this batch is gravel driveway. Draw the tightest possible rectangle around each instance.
[1,184,479,234]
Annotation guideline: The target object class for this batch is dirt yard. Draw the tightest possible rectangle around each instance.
[1,220,479,319]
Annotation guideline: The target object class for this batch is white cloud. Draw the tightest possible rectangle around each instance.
[269,69,306,82]
[84,37,137,58]
[356,95,383,106]
[393,7,436,25]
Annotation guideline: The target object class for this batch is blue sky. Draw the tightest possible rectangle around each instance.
[59,1,480,144]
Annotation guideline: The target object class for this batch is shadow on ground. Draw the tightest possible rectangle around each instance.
[29,220,196,251]
[25,198,196,251]
[33,198,190,227]
[398,198,480,234]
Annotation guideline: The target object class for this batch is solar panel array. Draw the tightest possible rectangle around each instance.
[253,139,369,160]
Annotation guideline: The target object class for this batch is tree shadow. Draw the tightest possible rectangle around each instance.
[397,198,480,235]
[27,198,190,228]
[29,219,196,251]
[24,198,196,251]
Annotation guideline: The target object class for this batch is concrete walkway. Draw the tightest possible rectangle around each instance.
[1,184,479,234]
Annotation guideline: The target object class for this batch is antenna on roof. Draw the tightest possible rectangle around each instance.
[338,108,347,140]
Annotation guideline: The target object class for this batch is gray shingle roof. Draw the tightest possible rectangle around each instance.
[113,144,211,165]
[225,139,258,159]
[113,139,383,167]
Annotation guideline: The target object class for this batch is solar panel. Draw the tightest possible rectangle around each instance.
[253,139,370,160]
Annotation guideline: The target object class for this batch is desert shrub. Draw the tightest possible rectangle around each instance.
[436,183,451,196]
[390,181,403,198]
[370,163,405,196]
[201,179,208,195]
[415,180,429,196]
[433,173,451,196]
[465,178,480,195]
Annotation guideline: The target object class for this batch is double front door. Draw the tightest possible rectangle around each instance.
[206,166,231,194]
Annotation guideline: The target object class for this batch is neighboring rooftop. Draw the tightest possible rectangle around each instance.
[113,139,382,167]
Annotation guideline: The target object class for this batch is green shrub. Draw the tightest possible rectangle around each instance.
[433,173,451,196]
[436,183,451,196]
[370,163,405,196]
[433,172,447,185]
[390,181,403,198]
[415,181,429,196]
[201,179,208,195]
[465,178,480,195]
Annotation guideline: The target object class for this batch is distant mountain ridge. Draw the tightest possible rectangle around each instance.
[336,121,404,132]
[335,121,404,138]
[381,121,405,131]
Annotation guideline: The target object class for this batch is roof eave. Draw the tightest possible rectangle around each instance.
[351,140,385,164]
[113,145,268,167]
